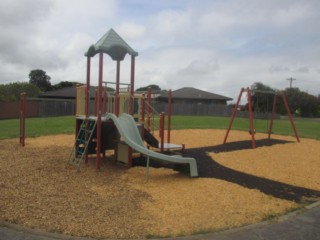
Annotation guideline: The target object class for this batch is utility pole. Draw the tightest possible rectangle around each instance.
[287,77,296,89]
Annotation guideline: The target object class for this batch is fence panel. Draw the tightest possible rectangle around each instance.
[153,102,279,119]
[0,101,38,119]
[38,100,76,117]
[0,100,280,119]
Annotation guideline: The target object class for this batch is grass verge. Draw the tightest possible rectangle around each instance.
[0,115,319,140]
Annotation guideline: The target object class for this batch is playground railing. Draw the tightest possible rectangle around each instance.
[76,86,144,119]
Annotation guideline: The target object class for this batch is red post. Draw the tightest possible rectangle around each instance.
[94,90,98,116]
[167,89,172,144]
[268,95,278,139]
[247,87,256,149]
[282,93,300,142]
[85,57,91,117]
[141,93,145,123]
[159,112,165,152]
[223,88,244,144]
[84,86,90,164]
[102,91,107,115]
[19,92,26,147]
[147,87,152,132]
[96,52,103,169]
[129,56,135,115]
[85,57,91,163]
[127,57,135,167]
[115,60,120,116]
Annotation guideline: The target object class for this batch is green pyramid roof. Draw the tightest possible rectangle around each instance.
[85,28,138,60]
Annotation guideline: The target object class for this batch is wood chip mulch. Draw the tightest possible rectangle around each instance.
[1,130,319,239]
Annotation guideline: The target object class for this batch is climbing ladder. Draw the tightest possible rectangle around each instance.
[68,118,97,170]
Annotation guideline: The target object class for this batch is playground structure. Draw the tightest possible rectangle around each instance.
[18,29,302,178]
[66,28,197,176]
[223,87,300,148]
[18,29,193,176]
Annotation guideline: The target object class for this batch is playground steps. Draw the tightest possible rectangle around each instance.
[143,128,159,148]
[68,118,97,170]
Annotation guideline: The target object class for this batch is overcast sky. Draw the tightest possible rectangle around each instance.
[1,0,319,100]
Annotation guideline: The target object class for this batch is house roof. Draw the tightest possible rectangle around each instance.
[40,86,232,101]
[159,87,232,101]
[39,86,97,99]
[85,28,138,60]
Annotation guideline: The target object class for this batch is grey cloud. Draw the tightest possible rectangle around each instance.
[0,0,52,27]
[295,67,309,73]
[178,60,219,76]
[0,0,67,81]
[269,65,290,73]
[269,64,311,74]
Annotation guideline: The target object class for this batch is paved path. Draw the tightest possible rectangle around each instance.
[1,202,319,240]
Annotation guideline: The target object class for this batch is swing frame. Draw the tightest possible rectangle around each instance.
[223,87,300,149]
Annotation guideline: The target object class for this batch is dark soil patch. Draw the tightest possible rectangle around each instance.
[134,138,320,204]
[209,138,293,153]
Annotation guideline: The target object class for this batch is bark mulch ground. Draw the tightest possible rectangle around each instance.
[1,129,319,239]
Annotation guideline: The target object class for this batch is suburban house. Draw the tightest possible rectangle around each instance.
[157,87,232,105]
[36,86,233,117]
[39,86,97,99]
[155,87,233,116]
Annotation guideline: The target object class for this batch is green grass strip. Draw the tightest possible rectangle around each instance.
[0,115,319,140]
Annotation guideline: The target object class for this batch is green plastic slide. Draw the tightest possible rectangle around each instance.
[105,113,198,177]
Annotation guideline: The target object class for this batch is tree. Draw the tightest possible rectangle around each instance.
[136,84,162,92]
[0,82,40,101]
[284,88,319,117]
[29,69,52,92]
[248,82,319,117]
[52,81,79,90]
[318,94,320,117]
[250,82,277,112]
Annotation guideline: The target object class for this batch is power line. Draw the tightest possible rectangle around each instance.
[286,77,296,88]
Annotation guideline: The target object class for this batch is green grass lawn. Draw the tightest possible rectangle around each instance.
[0,116,75,140]
[0,115,319,140]
[170,116,319,139]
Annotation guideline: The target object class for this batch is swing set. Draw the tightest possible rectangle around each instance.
[223,87,300,149]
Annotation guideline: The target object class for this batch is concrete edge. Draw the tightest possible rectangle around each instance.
[1,200,320,240]
[0,221,94,240]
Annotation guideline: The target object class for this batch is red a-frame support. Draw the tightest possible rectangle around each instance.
[223,87,299,149]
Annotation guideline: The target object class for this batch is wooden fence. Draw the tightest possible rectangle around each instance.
[153,102,279,119]
[0,100,77,119]
[0,100,279,120]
